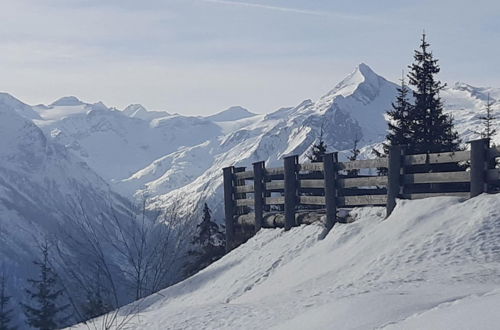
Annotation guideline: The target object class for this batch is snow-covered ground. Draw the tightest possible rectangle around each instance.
[77,193,500,329]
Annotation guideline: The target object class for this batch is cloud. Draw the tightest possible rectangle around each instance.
[199,0,381,22]
[200,0,329,17]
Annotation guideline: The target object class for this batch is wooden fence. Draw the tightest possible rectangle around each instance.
[223,139,500,251]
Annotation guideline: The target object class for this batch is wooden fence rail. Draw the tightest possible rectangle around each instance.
[223,138,500,251]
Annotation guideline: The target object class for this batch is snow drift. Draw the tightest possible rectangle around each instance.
[78,194,500,329]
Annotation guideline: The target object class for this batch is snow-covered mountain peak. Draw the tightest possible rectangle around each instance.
[50,95,85,107]
[0,92,42,120]
[324,63,381,100]
[91,101,108,111]
[206,106,257,122]
[123,103,147,115]
[122,103,170,121]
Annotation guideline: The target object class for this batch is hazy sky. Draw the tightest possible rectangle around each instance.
[1,0,499,115]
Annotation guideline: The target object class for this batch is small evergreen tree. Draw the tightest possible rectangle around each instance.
[22,242,69,330]
[476,94,497,140]
[407,32,461,155]
[0,273,16,330]
[184,204,225,276]
[307,123,327,163]
[385,72,414,154]
[346,136,360,177]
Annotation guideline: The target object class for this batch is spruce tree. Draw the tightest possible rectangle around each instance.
[407,32,460,155]
[346,136,360,177]
[385,73,414,153]
[309,140,327,163]
[184,203,225,276]
[22,243,69,330]
[307,124,327,163]
[0,273,16,330]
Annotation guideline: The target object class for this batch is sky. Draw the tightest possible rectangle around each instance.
[1,0,499,116]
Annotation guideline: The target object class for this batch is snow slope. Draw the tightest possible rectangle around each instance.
[76,194,500,329]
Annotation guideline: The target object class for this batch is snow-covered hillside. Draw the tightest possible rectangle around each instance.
[75,194,500,329]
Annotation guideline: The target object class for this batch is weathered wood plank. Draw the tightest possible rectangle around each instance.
[266,167,284,175]
[489,146,500,159]
[299,179,325,189]
[404,171,470,184]
[253,161,265,233]
[235,198,254,207]
[338,176,388,188]
[470,139,489,197]
[284,156,298,230]
[487,168,500,182]
[404,150,470,165]
[338,195,387,206]
[235,185,254,193]
[234,170,254,179]
[337,158,388,170]
[265,197,285,205]
[223,166,235,252]
[404,192,469,199]
[323,152,338,230]
[386,145,403,217]
[299,196,325,205]
[266,181,284,190]
[299,163,324,172]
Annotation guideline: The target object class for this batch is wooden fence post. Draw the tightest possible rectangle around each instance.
[284,155,298,231]
[323,152,338,231]
[253,161,265,233]
[470,138,490,198]
[223,166,235,252]
[386,145,403,217]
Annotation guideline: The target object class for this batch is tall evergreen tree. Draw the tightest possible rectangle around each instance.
[307,123,327,163]
[22,243,69,330]
[184,204,225,276]
[407,33,460,154]
[0,273,16,330]
[385,72,414,153]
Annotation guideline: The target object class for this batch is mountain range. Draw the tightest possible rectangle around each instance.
[1,63,499,325]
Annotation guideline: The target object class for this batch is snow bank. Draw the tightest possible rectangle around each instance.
[77,194,500,329]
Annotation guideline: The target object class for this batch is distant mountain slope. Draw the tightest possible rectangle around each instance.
[146,64,400,218]
[122,103,171,121]
[0,92,41,119]
[0,93,145,326]
[206,106,257,122]
[34,105,222,181]
[76,194,500,329]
